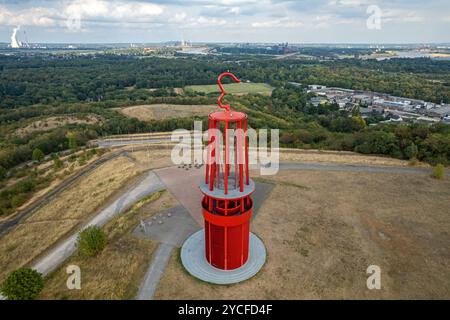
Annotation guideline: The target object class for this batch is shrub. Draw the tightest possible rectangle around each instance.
[53,156,64,170]
[10,194,27,208]
[31,148,44,162]
[1,268,44,300]
[77,226,107,257]
[432,164,445,180]
[78,155,87,166]
[408,157,418,166]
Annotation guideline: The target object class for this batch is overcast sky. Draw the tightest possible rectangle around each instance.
[0,0,449,44]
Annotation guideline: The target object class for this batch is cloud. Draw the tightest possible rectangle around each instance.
[64,0,164,22]
[382,9,424,23]
[0,0,449,42]
[188,16,228,27]
[251,17,303,28]
[0,0,164,28]
[0,6,60,27]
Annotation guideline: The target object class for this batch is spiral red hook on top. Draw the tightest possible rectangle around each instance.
[217,72,241,112]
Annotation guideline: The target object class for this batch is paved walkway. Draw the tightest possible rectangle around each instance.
[33,171,165,276]
[181,231,266,285]
[155,166,204,225]
[136,243,174,300]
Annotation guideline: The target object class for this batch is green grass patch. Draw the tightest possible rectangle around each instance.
[185,83,273,95]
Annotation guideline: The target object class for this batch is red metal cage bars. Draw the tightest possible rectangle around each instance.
[200,72,254,270]
[201,109,253,270]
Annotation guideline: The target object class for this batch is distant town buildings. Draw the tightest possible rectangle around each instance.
[305,84,450,124]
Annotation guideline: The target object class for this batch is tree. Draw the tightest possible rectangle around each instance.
[1,268,44,300]
[77,226,107,257]
[351,116,366,130]
[0,165,6,180]
[67,132,78,149]
[405,143,418,160]
[31,148,44,162]
[355,131,399,156]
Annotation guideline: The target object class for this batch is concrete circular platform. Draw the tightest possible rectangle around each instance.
[181,230,266,285]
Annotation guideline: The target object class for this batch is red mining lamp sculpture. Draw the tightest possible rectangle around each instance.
[181,72,265,284]
[201,72,254,270]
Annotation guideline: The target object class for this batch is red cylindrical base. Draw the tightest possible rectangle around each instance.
[202,200,252,270]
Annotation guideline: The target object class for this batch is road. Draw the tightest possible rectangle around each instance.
[97,138,171,148]
[32,171,165,276]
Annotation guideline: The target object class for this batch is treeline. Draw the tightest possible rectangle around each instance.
[1,54,449,109]
[0,55,228,108]
[0,127,97,171]
[280,123,450,165]
[0,101,210,171]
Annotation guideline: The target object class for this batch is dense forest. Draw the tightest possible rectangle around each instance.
[0,54,449,179]
[1,54,449,109]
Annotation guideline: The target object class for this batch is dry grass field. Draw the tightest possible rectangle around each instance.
[0,155,144,283]
[15,115,100,136]
[117,104,217,121]
[155,170,450,299]
[1,146,447,299]
[40,190,179,300]
[279,149,430,167]
[125,149,173,168]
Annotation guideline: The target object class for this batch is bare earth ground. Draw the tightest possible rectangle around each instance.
[117,104,217,121]
[155,170,450,299]
[40,190,179,300]
[0,155,144,283]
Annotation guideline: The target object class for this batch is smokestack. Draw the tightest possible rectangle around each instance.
[10,26,22,49]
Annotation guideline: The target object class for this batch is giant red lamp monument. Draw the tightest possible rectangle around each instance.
[181,72,266,283]
[201,72,253,270]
